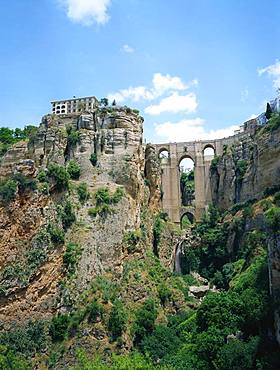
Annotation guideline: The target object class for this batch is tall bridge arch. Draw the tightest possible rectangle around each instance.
[154,140,224,223]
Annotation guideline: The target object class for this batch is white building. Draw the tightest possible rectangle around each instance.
[51,96,98,115]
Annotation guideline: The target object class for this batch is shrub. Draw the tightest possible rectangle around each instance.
[265,207,280,232]
[49,314,70,342]
[210,156,220,171]
[63,243,81,275]
[87,299,104,323]
[108,300,127,340]
[95,187,111,206]
[66,126,80,147]
[0,345,30,369]
[90,153,97,166]
[77,182,89,204]
[153,215,164,257]
[216,336,259,370]
[196,292,245,334]
[236,159,248,181]
[265,113,280,132]
[158,283,172,306]
[37,170,47,183]
[0,179,17,203]
[125,230,142,253]
[67,160,81,180]
[47,224,65,245]
[26,245,47,270]
[111,187,125,203]
[133,299,157,345]
[60,200,76,230]
[263,184,280,197]
[12,172,37,192]
[0,320,48,356]
[88,207,98,218]
[47,163,69,191]
[141,325,181,362]
[274,191,280,207]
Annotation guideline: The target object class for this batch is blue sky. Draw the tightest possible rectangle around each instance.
[0,0,279,143]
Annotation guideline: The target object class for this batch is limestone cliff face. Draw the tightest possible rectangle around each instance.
[210,125,280,210]
[0,108,156,325]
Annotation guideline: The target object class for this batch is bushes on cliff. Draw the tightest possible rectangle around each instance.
[108,300,127,340]
[264,113,280,132]
[0,345,30,370]
[47,223,65,245]
[89,153,98,166]
[0,126,38,158]
[0,173,37,204]
[0,320,48,356]
[12,172,37,193]
[66,126,80,147]
[133,299,157,346]
[63,243,81,275]
[88,187,124,220]
[0,178,17,203]
[125,230,142,253]
[49,314,70,342]
[59,200,76,230]
[77,182,89,204]
[86,299,104,323]
[265,206,280,232]
[67,160,81,179]
[47,163,69,191]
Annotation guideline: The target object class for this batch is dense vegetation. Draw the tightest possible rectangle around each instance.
[0,126,37,158]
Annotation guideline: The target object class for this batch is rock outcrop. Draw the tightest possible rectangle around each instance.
[210,125,280,210]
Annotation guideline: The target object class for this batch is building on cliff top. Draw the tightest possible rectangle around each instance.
[51,96,98,115]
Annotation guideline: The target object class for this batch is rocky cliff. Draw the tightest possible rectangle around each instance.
[210,123,280,210]
[0,108,148,324]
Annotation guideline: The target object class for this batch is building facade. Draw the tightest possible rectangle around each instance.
[51,96,98,115]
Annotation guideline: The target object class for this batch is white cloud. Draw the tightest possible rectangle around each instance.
[121,44,135,53]
[107,73,196,103]
[154,118,239,142]
[152,73,187,94]
[145,92,198,115]
[108,86,155,103]
[258,60,280,89]
[59,0,111,26]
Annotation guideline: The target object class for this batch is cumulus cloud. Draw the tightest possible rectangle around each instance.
[154,118,239,142]
[59,0,111,25]
[121,44,135,53]
[107,73,197,103]
[145,92,198,115]
[258,60,280,89]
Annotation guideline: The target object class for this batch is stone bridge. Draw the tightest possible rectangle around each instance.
[153,130,252,224]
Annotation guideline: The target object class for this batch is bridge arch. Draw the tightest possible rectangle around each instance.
[180,211,195,229]
[203,144,216,159]
[158,147,170,157]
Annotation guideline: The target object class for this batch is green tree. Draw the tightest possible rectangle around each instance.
[265,102,273,120]
[108,300,127,340]
[77,182,89,204]
[67,160,81,180]
[47,163,69,191]
[49,314,70,342]
[133,299,157,345]
[0,179,17,203]
[215,337,259,370]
